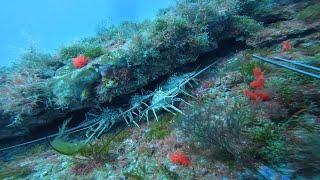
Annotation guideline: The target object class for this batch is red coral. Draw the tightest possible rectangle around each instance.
[281,40,292,53]
[253,67,263,78]
[169,151,191,166]
[250,68,265,89]
[255,91,270,101]
[244,89,269,101]
[243,89,259,101]
[250,77,265,89]
[244,67,269,101]
[73,55,89,68]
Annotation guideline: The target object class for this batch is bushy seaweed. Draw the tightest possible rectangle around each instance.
[232,16,263,36]
[145,114,174,141]
[177,97,289,167]
[177,99,252,164]
[296,3,320,22]
[290,129,320,177]
[0,162,33,179]
[59,43,104,60]
[0,48,57,124]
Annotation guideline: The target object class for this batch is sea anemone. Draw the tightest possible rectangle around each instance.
[169,151,191,166]
[73,55,89,68]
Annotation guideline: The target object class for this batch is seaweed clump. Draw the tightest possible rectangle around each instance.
[176,97,289,167]
[0,162,33,179]
[59,43,104,60]
[296,3,320,22]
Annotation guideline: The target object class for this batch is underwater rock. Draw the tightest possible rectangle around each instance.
[220,71,243,88]
[49,64,101,109]
[247,20,320,47]
[0,64,100,142]
[253,1,311,24]
[1,0,319,143]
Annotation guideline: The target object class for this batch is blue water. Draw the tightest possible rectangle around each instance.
[0,0,174,66]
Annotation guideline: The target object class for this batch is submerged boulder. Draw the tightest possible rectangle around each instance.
[247,20,320,47]
[49,65,101,109]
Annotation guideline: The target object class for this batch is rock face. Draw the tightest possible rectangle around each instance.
[0,0,318,143]
[50,65,101,109]
[247,20,320,47]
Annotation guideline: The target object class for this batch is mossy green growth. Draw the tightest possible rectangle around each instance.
[26,144,47,156]
[239,48,274,79]
[233,16,263,36]
[296,3,320,22]
[83,46,104,59]
[78,138,113,162]
[145,114,174,141]
[304,54,320,67]
[124,163,148,180]
[59,44,104,60]
[97,48,127,66]
[77,130,131,162]
[244,115,288,165]
[19,48,57,75]
[210,149,238,170]
[152,18,168,35]
[244,47,274,59]
[297,44,320,56]
[249,124,287,165]
[273,79,308,114]
[239,60,267,81]
[159,165,179,180]
[112,130,131,143]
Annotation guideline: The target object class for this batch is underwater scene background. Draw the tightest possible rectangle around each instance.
[0,0,320,179]
[0,0,173,66]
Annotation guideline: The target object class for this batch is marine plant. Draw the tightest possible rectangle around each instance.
[296,3,320,22]
[96,21,150,42]
[232,15,263,36]
[267,75,309,115]
[239,59,267,80]
[177,95,290,167]
[18,47,62,78]
[0,162,33,179]
[158,165,179,180]
[59,43,104,60]
[177,99,252,164]
[289,129,320,177]
[0,56,53,126]
[145,114,173,141]
[124,163,149,179]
